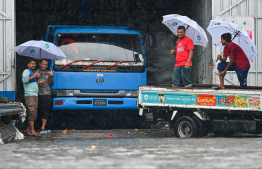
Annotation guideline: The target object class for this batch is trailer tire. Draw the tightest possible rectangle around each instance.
[174,116,197,138]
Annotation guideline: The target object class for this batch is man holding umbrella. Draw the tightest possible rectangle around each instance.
[170,26,194,87]
[212,33,250,90]
[207,20,257,90]
[162,14,208,87]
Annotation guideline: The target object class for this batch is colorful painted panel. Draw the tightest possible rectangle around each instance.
[141,91,261,109]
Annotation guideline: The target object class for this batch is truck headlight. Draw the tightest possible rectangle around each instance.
[57,90,74,96]
[125,91,132,96]
[125,90,138,97]
[67,90,74,96]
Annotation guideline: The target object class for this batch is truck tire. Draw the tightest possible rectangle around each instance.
[201,121,209,137]
[191,116,209,137]
[174,116,197,138]
[191,116,203,137]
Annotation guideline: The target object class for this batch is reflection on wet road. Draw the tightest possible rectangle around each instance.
[1,130,262,168]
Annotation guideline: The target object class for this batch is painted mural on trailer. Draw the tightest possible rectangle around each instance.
[141,91,260,109]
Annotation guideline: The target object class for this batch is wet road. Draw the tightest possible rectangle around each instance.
[1,130,262,169]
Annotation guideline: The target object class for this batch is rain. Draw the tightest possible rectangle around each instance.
[1,0,262,168]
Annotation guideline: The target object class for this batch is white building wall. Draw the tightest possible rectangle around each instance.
[212,0,262,87]
[0,0,15,100]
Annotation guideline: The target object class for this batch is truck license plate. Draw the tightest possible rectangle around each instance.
[93,99,107,106]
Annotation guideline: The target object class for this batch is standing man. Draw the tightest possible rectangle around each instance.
[22,59,41,137]
[37,59,54,134]
[212,33,250,90]
[170,26,194,87]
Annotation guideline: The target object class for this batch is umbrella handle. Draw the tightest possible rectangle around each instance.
[185,25,190,31]
[216,51,225,62]
[173,38,182,51]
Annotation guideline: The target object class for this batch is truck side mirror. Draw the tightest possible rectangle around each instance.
[149,35,156,48]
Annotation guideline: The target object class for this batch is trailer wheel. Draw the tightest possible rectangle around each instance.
[174,116,197,138]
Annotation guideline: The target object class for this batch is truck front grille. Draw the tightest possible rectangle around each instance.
[74,90,125,97]
[80,90,119,94]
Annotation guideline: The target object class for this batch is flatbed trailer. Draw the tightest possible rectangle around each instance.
[137,84,262,138]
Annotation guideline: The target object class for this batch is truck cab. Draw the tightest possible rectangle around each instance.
[46,25,147,110]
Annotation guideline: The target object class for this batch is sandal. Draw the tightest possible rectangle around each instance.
[40,130,51,135]
[212,85,224,90]
[28,133,42,137]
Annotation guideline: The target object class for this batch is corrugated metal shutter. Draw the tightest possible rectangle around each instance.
[212,0,262,86]
[0,0,15,100]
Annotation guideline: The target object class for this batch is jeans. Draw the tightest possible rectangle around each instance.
[172,66,192,87]
[217,62,250,89]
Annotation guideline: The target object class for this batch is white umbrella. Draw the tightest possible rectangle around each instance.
[207,20,257,62]
[14,40,67,60]
[162,14,208,47]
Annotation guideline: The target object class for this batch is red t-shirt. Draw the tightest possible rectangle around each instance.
[175,36,194,67]
[223,42,250,69]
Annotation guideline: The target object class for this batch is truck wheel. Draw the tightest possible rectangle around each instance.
[174,116,197,138]
[201,121,209,137]
[191,116,203,137]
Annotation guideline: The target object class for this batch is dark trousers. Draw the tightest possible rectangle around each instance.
[217,62,250,89]
[38,95,52,119]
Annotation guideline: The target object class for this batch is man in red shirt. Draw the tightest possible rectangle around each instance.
[212,33,250,89]
[170,26,194,87]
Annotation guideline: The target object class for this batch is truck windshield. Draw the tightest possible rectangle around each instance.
[55,33,144,67]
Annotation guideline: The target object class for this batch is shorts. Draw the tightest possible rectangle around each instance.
[38,95,52,119]
[24,96,38,121]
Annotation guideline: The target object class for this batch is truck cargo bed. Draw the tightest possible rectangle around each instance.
[138,84,262,111]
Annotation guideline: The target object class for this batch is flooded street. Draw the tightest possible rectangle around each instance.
[0,0,260,169]
[1,130,262,168]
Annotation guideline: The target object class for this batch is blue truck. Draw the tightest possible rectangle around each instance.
[46,25,147,111]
